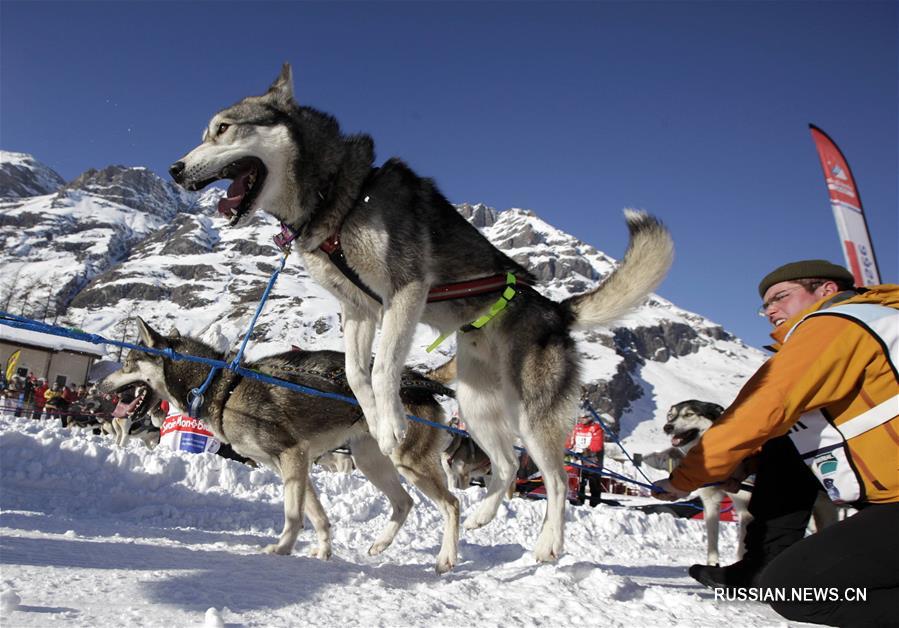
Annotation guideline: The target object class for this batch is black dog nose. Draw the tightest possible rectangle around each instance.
[169,161,185,183]
[663,423,674,434]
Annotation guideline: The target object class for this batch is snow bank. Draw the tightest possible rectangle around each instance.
[0,414,794,626]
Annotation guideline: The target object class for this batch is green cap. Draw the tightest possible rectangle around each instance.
[758,259,855,297]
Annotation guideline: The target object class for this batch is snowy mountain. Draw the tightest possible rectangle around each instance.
[0,151,66,198]
[0,156,208,321]
[0,152,767,451]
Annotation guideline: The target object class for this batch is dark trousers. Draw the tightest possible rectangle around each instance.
[578,472,603,506]
[759,502,899,627]
[742,435,823,568]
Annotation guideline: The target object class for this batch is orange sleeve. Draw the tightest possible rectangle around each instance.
[669,316,876,492]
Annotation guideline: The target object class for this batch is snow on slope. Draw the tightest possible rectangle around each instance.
[0,414,799,628]
[0,151,65,198]
[1,153,767,456]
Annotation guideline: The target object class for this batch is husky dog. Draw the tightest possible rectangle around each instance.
[642,400,751,566]
[170,64,674,562]
[641,399,839,565]
[110,385,152,447]
[441,432,492,491]
[101,319,460,573]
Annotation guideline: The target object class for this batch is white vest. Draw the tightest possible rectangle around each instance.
[785,303,899,504]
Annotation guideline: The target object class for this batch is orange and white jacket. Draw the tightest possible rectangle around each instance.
[670,285,899,506]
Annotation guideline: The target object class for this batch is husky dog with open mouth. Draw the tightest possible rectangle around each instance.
[101,319,460,573]
[170,64,674,562]
[109,384,153,447]
[633,400,752,566]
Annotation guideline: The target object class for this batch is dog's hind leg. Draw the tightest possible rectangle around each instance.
[264,445,310,556]
[732,489,752,560]
[391,433,460,573]
[370,282,428,455]
[351,435,414,556]
[517,410,569,563]
[457,382,518,531]
[302,481,332,560]
[515,339,578,563]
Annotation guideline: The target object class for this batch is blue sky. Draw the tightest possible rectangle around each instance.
[2,0,896,349]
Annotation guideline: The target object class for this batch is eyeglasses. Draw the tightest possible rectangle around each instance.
[757,287,802,316]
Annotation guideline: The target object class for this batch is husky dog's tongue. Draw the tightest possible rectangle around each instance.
[218,172,252,217]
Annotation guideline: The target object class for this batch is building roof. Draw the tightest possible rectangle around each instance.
[0,324,106,358]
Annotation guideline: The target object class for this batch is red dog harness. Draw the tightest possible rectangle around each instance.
[275,223,529,306]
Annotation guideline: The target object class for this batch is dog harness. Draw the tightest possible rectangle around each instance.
[264,360,455,399]
[425,273,522,352]
[274,220,530,352]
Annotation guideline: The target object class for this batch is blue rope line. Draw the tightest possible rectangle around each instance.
[582,399,656,487]
[188,253,289,417]
[231,253,288,371]
[0,310,465,435]
[0,311,660,493]
[566,458,656,491]
[514,441,657,491]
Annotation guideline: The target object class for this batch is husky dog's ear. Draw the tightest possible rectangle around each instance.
[167,325,181,339]
[700,401,726,420]
[266,63,294,105]
[136,317,165,348]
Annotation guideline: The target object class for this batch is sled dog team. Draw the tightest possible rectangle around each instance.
[105,64,675,572]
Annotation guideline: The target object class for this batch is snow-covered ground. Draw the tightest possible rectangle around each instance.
[0,413,800,628]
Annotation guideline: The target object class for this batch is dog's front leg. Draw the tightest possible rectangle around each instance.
[343,304,380,440]
[371,281,428,455]
[700,492,722,566]
[264,446,309,556]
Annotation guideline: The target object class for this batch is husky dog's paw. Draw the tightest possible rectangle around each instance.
[375,418,406,456]
[374,434,398,457]
[368,540,391,556]
[262,543,292,555]
[462,504,497,531]
[435,554,456,575]
[533,530,563,563]
[310,544,332,560]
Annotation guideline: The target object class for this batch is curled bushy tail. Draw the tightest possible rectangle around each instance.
[565,210,674,329]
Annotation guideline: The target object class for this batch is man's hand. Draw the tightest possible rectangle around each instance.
[651,478,691,501]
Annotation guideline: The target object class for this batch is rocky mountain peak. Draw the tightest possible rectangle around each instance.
[64,165,196,219]
[0,151,66,198]
[456,203,498,228]
[1,158,766,448]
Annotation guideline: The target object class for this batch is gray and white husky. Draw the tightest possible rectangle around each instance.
[639,400,753,566]
[638,400,838,566]
[101,319,460,573]
[170,64,674,562]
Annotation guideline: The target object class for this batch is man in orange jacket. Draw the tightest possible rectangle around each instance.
[654,260,898,626]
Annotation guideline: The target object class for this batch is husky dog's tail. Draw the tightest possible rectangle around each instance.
[565,209,674,329]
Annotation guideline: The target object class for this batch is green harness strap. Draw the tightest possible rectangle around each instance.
[426,273,520,353]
